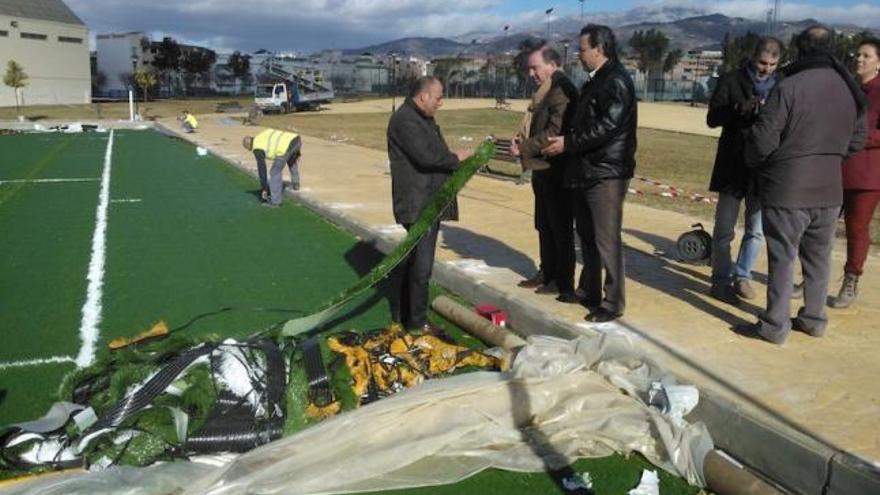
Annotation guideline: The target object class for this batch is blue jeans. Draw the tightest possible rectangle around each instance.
[711,192,764,284]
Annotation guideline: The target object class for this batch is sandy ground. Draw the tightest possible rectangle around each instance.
[165,110,878,467]
[308,98,720,138]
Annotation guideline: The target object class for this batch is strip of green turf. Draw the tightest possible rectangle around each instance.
[359,454,698,495]
[0,134,105,363]
[99,130,398,346]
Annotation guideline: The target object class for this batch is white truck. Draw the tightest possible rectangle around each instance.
[254,59,334,113]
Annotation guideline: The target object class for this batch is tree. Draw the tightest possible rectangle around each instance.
[227,51,251,93]
[180,49,217,95]
[152,37,181,95]
[4,60,29,117]
[133,70,157,102]
[629,29,673,99]
[720,31,762,73]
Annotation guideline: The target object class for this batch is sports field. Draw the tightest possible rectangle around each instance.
[0,129,404,427]
[0,129,698,494]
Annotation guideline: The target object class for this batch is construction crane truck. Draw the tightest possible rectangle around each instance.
[254,58,334,113]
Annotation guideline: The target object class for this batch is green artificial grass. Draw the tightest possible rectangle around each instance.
[360,454,700,495]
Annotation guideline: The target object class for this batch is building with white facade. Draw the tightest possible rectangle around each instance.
[0,0,90,107]
[95,31,148,97]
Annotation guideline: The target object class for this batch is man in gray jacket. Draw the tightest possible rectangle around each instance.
[743,26,867,344]
[387,77,471,333]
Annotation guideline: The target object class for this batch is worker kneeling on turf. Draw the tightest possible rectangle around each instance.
[243,128,302,207]
[179,110,198,133]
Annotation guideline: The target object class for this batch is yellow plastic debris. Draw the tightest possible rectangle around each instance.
[108,321,169,351]
[329,324,500,405]
[305,401,342,420]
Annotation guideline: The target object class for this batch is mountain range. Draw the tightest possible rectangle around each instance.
[345,7,879,57]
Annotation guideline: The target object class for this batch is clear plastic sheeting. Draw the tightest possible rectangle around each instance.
[2,332,713,495]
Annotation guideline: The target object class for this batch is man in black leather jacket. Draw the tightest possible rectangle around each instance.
[543,24,637,323]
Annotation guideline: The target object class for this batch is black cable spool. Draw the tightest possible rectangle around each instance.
[676,223,712,264]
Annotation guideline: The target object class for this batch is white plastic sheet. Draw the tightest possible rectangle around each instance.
[1,333,712,495]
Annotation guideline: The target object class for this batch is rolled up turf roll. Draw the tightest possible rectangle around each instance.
[431,296,526,352]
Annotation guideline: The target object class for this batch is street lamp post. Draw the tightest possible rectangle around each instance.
[545,8,554,38]
[130,54,139,117]
[561,38,570,72]
[389,52,398,112]
[502,25,509,103]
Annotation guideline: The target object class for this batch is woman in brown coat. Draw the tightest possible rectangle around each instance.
[832,38,880,308]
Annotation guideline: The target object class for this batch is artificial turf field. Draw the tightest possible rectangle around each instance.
[0,130,698,494]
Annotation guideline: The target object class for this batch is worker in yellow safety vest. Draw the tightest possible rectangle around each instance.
[179,110,198,133]
[242,128,302,207]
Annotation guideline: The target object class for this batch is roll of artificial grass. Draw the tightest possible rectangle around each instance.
[280,140,496,338]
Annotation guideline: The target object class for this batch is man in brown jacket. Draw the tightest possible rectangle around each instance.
[512,42,580,302]
[743,26,867,344]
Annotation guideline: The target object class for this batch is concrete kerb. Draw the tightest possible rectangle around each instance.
[0,120,156,131]
[156,124,879,495]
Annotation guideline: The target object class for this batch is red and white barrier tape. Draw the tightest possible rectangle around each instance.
[629,175,719,204]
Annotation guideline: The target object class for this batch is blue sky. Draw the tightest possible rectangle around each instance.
[67,0,879,53]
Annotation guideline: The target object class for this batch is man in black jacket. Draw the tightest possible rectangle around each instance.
[743,26,867,344]
[387,76,471,333]
[707,37,782,304]
[512,42,580,303]
[544,24,637,323]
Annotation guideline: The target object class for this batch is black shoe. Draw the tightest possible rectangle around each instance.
[710,283,741,306]
[518,271,545,289]
[535,282,559,295]
[791,318,825,338]
[556,292,580,304]
[584,308,621,323]
[734,321,787,345]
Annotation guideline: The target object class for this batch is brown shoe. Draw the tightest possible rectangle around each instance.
[517,270,545,288]
[733,279,757,300]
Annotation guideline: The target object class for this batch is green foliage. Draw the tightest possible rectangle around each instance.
[152,37,181,73]
[629,29,671,75]
[133,70,158,102]
[2,60,27,89]
[663,49,683,74]
[3,60,28,114]
[721,31,762,73]
[181,49,217,93]
[228,50,251,81]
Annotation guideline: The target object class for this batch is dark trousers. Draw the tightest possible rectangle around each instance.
[843,190,880,276]
[758,206,839,340]
[572,179,629,314]
[390,221,440,330]
[532,170,575,293]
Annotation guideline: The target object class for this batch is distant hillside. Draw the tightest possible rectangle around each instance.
[344,37,469,57]
[347,10,880,57]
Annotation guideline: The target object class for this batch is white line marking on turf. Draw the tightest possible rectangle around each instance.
[0,356,76,371]
[111,198,142,203]
[75,130,114,368]
[0,178,100,185]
